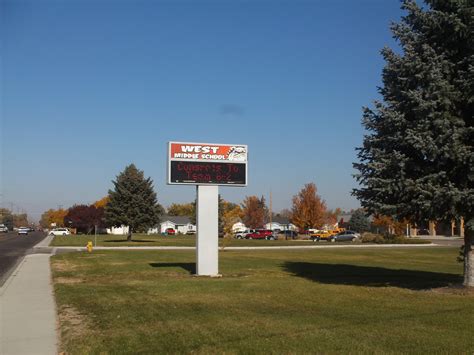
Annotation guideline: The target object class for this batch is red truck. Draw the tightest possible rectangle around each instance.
[246,229,276,240]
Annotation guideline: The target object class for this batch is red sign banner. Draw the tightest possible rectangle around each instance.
[169,142,247,162]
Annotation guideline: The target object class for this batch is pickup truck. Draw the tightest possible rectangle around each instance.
[310,228,345,242]
[246,229,276,240]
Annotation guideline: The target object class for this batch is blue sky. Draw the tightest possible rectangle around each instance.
[1,0,404,221]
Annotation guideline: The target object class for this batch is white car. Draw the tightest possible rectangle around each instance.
[17,227,29,235]
[49,228,71,236]
[0,224,8,233]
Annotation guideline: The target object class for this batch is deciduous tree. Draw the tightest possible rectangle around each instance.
[167,203,195,217]
[40,208,68,228]
[221,204,243,249]
[353,0,473,286]
[12,213,29,228]
[105,164,163,241]
[325,208,342,226]
[64,205,104,234]
[241,196,267,229]
[372,215,409,235]
[93,196,110,208]
[0,208,14,230]
[291,183,327,230]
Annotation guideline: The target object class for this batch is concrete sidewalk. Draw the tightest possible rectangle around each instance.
[53,243,440,251]
[0,254,58,355]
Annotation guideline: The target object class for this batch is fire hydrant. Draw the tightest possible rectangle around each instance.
[87,241,93,253]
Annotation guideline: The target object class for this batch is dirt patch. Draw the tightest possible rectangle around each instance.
[52,260,78,272]
[55,277,84,284]
[106,262,129,266]
[58,305,91,351]
[430,285,474,296]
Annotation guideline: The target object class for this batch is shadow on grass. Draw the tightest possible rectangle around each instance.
[283,262,462,290]
[103,239,157,243]
[149,262,195,274]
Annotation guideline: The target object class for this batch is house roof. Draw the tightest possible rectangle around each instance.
[161,215,193,225]
[265,216,292,225]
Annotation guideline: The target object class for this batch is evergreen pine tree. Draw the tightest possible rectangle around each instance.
[105,164,163,241]
[348,209,371,233]
[353,0,473,286]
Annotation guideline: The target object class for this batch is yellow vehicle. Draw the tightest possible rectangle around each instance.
[310,227,345,242]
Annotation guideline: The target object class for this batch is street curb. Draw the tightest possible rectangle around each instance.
[0,256,26,296]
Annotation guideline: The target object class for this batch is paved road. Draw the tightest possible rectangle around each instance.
[0,231,47,286]
[419,238,464,247]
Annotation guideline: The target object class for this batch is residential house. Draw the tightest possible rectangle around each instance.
[264,216,297,231]
[147,215,196,235]
[106,225,129,235]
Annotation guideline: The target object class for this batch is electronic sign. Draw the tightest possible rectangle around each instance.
[168,142,247,186]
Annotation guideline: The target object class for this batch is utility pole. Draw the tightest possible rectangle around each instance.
[269,189,272,230]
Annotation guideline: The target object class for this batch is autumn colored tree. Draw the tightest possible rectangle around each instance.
[372,215,409,236]
[291,183,327,230]
[40,208,68,228]
[167,203,195,217]
[64,205,105,234]
[93,196,110,208]
[219,196,239,234]
[221,204,243,249]
[324,208,342,226]
[241,196,267,229]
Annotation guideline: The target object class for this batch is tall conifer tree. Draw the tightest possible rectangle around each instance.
[353,0,473,286]
[105,164,163,241]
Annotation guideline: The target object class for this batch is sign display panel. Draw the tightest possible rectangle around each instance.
[168,142,247,186]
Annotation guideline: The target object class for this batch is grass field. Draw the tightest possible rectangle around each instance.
[50,234,333,247]
[50,234,431,247]
[51,247,473,354]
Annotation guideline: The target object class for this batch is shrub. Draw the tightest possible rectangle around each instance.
[361,232,385,243]
[361,233,431,244]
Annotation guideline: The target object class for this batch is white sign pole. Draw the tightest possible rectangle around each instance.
[196,185,219,276]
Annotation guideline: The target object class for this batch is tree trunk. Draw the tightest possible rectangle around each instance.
[464,234,473,288]
[127,227,132,242]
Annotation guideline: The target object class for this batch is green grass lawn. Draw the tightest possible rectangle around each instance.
[50,234,430,247]
[51,247,473,354]
[50,234,326,247]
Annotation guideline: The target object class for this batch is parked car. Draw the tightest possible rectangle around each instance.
[329,232,360,242]
[310,228,345,242]
[310,230,335,241]
[49,228,71,236]
[0,224,8,233]
[417,228,430,235]
[18,227,29,235]
[246,229,276,240]
[340,230,360,237]
[235,229,256,239]
[164,228,176,235]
